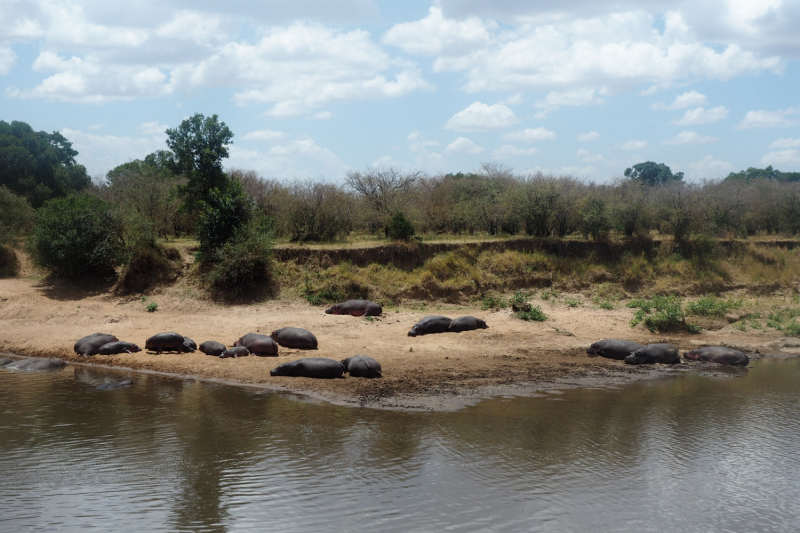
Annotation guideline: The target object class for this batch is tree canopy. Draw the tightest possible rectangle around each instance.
[165,113,233,204]
[624,161,684,186]
[0,120,90,206]
[724,165,800,183]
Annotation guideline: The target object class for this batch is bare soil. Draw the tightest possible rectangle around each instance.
[2,265,795,411]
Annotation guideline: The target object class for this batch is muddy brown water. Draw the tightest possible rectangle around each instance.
[1,357,799,532]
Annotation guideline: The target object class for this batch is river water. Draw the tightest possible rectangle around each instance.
[1,358,799,532]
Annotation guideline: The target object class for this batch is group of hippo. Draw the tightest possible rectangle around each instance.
[586,339,750,366]
[69,300,495,380]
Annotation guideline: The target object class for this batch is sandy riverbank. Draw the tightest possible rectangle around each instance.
[2,275,798,411]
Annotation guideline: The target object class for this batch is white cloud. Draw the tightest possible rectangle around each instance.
[242,129,288,141]
[770,138,800,149]
[686,155,733,179]
[577,131,600,141]
[502,127,556,142]
[310,111,333,120]
[0,47,17,75]
[662,130,717,145]
[761,149,800,167]
[155,11,224,45]
[620,140,647,151]
[651,90,708,110]
[492,144,538,158]
[500,93,524,105]
[444,101,518,131]
[139,122,169,136]
[576,149,603,162]
[59,127,167,177]
[737,107,799,129]
[445,137,485,154]
[227,138,347,180]
[534,88,604,118]
[383,7,494,56]
[673,105,729,125]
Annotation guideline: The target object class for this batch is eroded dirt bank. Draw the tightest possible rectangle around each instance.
[1,276,797,411]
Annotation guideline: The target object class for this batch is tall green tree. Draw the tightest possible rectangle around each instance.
[165,113,233,205]
[0,120,90,206]
[624,161,684,186]
[724,165,800,183]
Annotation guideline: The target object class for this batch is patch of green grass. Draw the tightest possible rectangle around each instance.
[685,296,743,317]
[766,307,800,336]
[510,290,528,306]
[627,295,699,334]
[516,305,547,321]
[481,294,508,310]
[565,298,581,307]
[597,300,615,310]
[145,302,158,312]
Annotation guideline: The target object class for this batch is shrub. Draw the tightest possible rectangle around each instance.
[115,243,182,294]
[0,185,35,246]
[0,246,18,277]
[516,305,547,321]
[685,296,743,317]
[481,294,507,310]
[28,194,125,277]
[628,295,699,333]
[145,302,158,312]
[196,179,251,259]
[206,217,274,294]
[386,211,416,241]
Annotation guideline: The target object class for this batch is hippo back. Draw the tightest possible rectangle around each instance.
[342,355,382,378]
[449,316,488,333]
[408,316,452,337]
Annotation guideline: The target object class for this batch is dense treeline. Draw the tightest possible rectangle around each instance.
[4,114,800,292]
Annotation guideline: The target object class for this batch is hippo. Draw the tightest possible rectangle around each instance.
[449,316,489,333]
[625,343,681,365]
[269,327,318,349]
[325,300,383,317]
[683,346,749,366]
[96,380,135,391]
[76,334,121,357]
[221,346,250,359]
[408,316,452,337]
[182,337,197,353]
[341,355,382,378]
[0,358,13,367]
[586,339,646,361]
[270,358,345,379]
[199,341,227,357]
[5,358,67,371]
[74,333,118,354]
[98,342,142,355]
[145,332,185,354]
[234,334,278,356]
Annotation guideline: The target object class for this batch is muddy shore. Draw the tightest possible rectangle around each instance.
[2,276,798,411]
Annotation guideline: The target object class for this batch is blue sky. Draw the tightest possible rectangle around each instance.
[2,0,799,182]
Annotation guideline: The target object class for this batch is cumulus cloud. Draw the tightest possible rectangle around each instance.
[383,7,494,56]
[0,47,17,75]
[242,129,288,141]
[651,90,708,110]
[761,149,800,167]
[686,155,733,179]
[662,130,717,145]
[534,88,604,118]
[737,107,799,129]
[227,138,347,180]
[139,122,169,135]
[492,144,538,158]
[770,138,800,149]
[444,101,518,131]
[620,140,647,151]
[445,137,485,154]
[672,105,729,125]
[577,131,601,141]
[502,127,556,142]
[576,149,603,162]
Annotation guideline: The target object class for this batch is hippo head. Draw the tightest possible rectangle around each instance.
[407,327,418,337]
[325,305,339,315]
[269,330,278,341]
[477,319,489,329]
[129,344,142,353]
[624,353,640,365]
[270,364,289,377]
[682,350,699,361]
[586,343,600,356]
[144,339,155,350]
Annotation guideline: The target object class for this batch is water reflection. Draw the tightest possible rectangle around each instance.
[1,359,799,532]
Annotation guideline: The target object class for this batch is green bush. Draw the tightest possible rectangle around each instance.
[516,305,547,321]
[145,302,158,312]
[481,294,508,310]
[0,185,35,246]
[685,296,743,317]
[28,194,124,276]
[196,180,251,259]
[766,308,800,336]
[386,211,416,241]
[206,217,273,294]
[628,295,699,333]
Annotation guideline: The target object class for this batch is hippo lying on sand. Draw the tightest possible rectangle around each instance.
[98,342,141,355]
[625,343,681,365]
[408,316,452,337]
[449,316,489,333]
[270,327,318,349]
[0,358,13,367]
[5,358,67,371]
[182,337,197,353]
[199,341,227,356]
[325,300,383,317]
[234,334,278,356]
[341,355,382,378]
[75,333,119,357]
[221,346,249,358]
[683,346,749,366]
[145,332,186,354]
[270,358,345,379]
[96,380,135,391]
[587,339,646,361]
